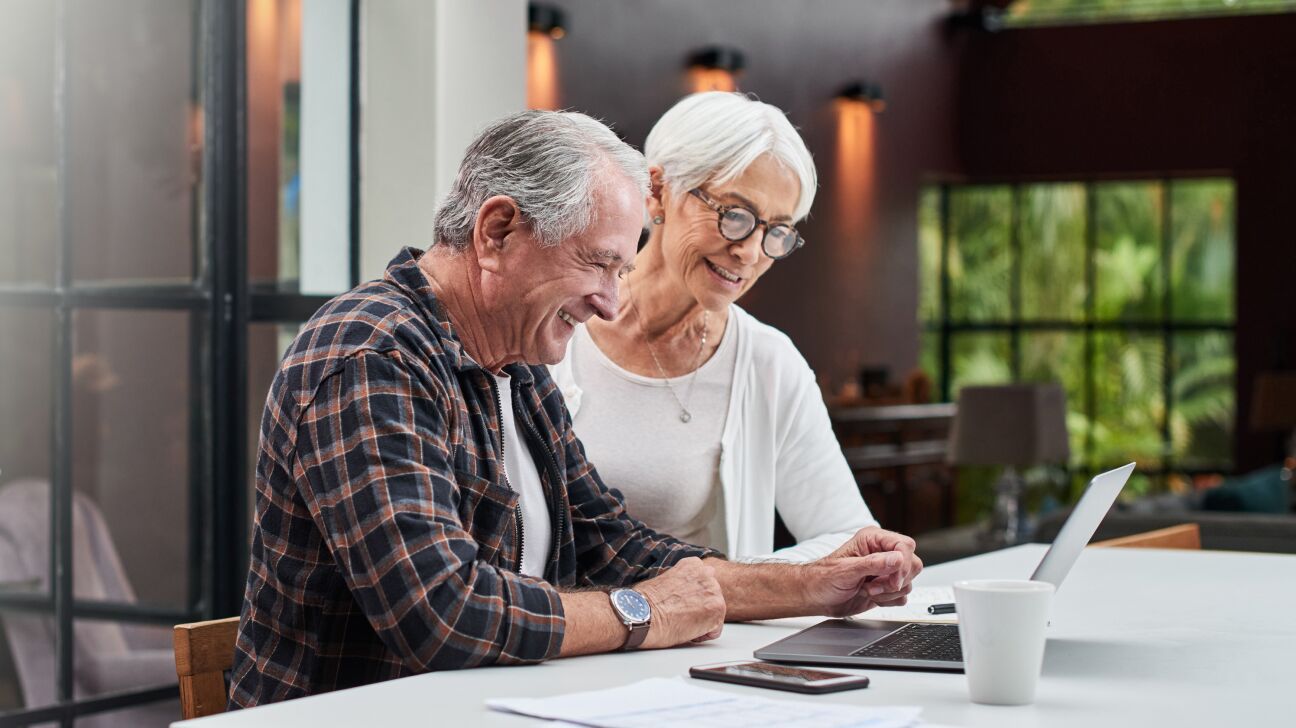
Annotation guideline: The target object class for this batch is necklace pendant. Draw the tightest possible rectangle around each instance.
[679,411,692,423]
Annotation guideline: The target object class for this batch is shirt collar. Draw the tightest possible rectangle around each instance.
[381,246,535,385]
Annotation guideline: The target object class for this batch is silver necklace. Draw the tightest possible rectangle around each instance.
[630,293,710,424]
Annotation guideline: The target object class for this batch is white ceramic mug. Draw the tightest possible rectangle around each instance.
[953,579,1055,706]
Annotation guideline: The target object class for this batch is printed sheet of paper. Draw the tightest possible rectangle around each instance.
[855,585,957,624]
[488,676,922,728]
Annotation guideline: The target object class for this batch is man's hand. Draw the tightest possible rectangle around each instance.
[705,527,924,622]
[634,557,727,648]
[823,526,923,608]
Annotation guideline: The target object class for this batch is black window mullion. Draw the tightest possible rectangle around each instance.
[1009,186,1022,380]
[50,0,74,720]
[204,0,249,620]
[938,184,951,402]
[1161,179,1175,477]
[1083,181,1097,474]
[348,0,361,289]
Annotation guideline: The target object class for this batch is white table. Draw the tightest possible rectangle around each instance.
[175,545,1296,727]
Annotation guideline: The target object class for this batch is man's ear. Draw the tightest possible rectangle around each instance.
[472,195,525,274]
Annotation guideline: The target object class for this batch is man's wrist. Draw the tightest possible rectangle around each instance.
[608,588,652,650]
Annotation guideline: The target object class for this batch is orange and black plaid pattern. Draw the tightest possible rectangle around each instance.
[228,248,717,708]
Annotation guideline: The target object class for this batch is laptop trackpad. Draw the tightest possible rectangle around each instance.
[764,619,900,657]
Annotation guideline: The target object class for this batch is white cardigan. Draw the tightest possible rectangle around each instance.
[551,305,877,562]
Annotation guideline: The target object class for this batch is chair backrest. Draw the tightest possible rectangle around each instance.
[173,617,239,720]
[1090,523,1202,550]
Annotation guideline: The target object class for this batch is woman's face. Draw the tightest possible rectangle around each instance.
[656,154,801,311]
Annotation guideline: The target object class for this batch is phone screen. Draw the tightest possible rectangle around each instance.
[701,662,854,684]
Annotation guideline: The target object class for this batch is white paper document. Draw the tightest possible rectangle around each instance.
[487,676,923,728]
[856,585,957,624]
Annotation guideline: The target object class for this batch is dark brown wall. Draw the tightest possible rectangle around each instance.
[547,0,962,392]
[957,14,1296,470]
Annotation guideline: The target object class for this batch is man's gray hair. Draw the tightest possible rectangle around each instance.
[432,110,649,250]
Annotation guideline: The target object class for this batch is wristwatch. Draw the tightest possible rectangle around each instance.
[608,588,652,650]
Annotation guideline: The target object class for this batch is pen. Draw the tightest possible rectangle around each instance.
[927,602,956,615]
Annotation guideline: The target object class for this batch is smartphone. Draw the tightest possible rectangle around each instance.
[689,660,870,694]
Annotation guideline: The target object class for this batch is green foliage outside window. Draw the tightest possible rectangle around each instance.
[919,179,1235,499]
[1004,0,1296,26]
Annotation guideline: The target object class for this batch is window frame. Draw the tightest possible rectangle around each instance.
[922,176,1236,485]
[0,1,361,724]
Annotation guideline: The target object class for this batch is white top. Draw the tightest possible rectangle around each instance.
[174,546,1296,728]
[565,317,738,550]
[492,373,551,578]
[552,305,876,562]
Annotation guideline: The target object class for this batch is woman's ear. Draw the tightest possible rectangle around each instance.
[472,195,524,273]
[646,165,667,223]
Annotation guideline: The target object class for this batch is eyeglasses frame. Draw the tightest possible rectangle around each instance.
[687,188,805,260]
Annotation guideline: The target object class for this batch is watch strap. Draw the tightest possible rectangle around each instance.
[621,620,649,651]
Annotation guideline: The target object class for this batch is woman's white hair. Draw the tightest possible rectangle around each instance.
[433,110,649,250]
[644,92,817,222]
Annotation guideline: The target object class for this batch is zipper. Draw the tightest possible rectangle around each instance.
[488,374,525,572]
[517,393,566,576]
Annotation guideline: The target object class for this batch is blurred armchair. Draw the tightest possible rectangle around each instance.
[0,479,179,726]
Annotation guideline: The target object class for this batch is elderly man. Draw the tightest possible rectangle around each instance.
[228,111,921,708]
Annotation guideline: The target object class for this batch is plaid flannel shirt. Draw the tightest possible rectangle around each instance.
[228,248,718,708]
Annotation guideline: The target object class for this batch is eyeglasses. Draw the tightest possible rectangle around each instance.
[688,188,805,260]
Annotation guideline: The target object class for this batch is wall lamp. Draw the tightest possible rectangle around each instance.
[686,45,746,93]
[528,2,567,40]
[836,81,886,113]
[946,0,1012,32]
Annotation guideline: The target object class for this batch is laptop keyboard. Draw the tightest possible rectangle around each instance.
[849,623,963,662]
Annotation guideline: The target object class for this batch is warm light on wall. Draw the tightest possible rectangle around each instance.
[527,3,565,110]
[687,68,737,93]
[686,46,745,94]
[837,81,886,113]
[834,93,878,235]
[527,32,559,110]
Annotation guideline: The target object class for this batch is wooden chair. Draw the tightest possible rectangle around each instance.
[1090,523,1202,550]
[173,616,240,720]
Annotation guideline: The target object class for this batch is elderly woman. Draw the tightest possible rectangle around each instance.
[552,92,878,561]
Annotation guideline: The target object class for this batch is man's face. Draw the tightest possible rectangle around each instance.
[488,174,643,365]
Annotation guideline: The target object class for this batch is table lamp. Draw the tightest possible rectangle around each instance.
[1250,371,1296,487]
[948,383,1071,545]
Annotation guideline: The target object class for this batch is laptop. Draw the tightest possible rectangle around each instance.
[754,462,1136,673]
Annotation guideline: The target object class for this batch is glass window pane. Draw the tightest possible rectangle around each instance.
[947,186,1012,322]
[0,306,54,497]
[1020,184,1086,321]
[919,328,943,402]
[68,0,200,284]
[917,186,941,323]
[1170,179,1234,322]
[1171,332,1234,469]
[0,306,54,604]
[0,1,59,286]
[1094,182,1163,321]
[1020,331,1087,464]
[72,309,192,608]
[949,332,1011,395]
[0,610,54,709]
[76,693,181,726]
[248,0,352,295]
[1092,333,1166,469]
[71,617,177,707]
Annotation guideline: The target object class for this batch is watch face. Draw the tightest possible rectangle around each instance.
[612,590,651,622]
